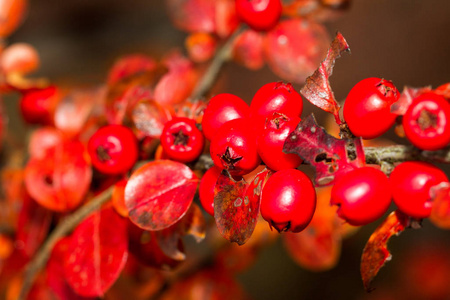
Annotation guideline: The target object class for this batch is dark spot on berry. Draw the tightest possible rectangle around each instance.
[418,109,438,131]
[220,147,243,170]
[96,146,111,162]
[172,130,189,146]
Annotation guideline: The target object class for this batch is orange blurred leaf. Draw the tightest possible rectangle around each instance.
[430,182,450,229]
[361,210,410,292]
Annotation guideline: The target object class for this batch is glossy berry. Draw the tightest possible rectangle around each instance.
[250,82,303,131]
[160,117,205,163]
[343,77,400,139]
[199,166,222,216]
[20,86,58,125]
[403,93,450,151]
[235,0,282,32]
[330,167,392,226]
[260,169,316,233]
[210,118,261,176]
[88,125,138,175]
[389,161,448,219]
[256,113,303,171]
[201,93,249,141]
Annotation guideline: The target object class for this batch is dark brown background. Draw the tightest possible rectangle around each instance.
[8,1,450,299]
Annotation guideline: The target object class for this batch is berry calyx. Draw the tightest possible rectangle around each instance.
[201,93,249,141]
[88,125,138,175]
[235,0,282,32]
[256,113,303,171]
[403,92,450,151]
[210,118,261,176]
[343,77,400,139]
[389,161,449,219]
[260,169,316,233]
[330,167,392,226]
[199,166,222,216]
[160,117,205,163]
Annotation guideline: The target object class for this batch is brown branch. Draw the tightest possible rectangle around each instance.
[364,145,450,164]
[190,26,245,101]
[18,187,113,300]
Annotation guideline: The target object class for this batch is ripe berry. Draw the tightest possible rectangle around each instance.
[20,86,59,125]
[389,161,448,219]
[256,113,303,171]
[330,167,392,226]
[210,118,261,176]
[199,166,222,216]
[201,93,249,141]
[343,78,400,139]
[88,125,138,175]
[260,169,316,233]
[160,117,205,163]
[235,0,282,32]
[403,92,450,151]
[250,82,303,131]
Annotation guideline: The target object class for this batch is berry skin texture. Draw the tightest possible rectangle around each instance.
[199,166,222,216]
[210,118,261,176]
[403,93,450,151]
[389,161,449,219]
[260,169,316,233]
[160,117,205,163]
[235,0,282,32]
[250,81,303,131]
[330,167,392,226]
[88,125,139,175]
[256,113,303,171]
[201,93,249,141]
[343,77,400,139]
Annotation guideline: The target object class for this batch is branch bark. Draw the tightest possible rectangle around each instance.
[18,187,113,300]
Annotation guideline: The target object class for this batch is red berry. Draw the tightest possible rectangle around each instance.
[210,118,261,176]
[250,82,303,131]
[199,166,222,216]
[260,169,316,233]
[330,167,392,226]
[20,86,58,125]
[88,125,138,175]
[403,92,450,151]
[235,0,282,32]
[343,78,400,139]
[389,161,448,219]
[160,117,205,163]
[256,113,303,171]
[201,93,249,141]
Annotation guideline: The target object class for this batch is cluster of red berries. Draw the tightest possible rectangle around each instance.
[199,82,316,232]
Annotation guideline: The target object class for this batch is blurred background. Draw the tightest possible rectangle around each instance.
[6,0,450,299]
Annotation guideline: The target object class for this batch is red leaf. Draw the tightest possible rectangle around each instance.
[264,18,331,84]
[131,99,172,138]
[430,182,450,229]
[24,140,92,212]
[54,87,106,137]
[283,187,342,272]
[390,85,431,115]
[233,29,264,70]
[107,54,157,86]
[166,0,216,33]
[153,52,199,105]
[300,32,349,121]
[434,82,450,100]
[127,221,181,270]
[155,203,206,260]
[64,208,128,297]
[283,114,365,186]
[125,160,198,231]
[214,168,270,245]
[47,238,95,300]
[15,196,52,258]
[361,210,410,292]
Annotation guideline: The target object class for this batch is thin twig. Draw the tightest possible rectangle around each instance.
[190,26,245,100]
[18,187,113,300]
